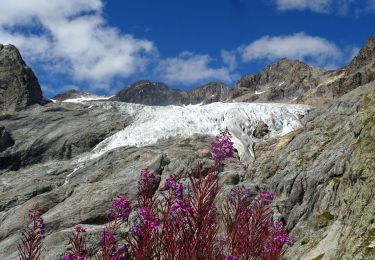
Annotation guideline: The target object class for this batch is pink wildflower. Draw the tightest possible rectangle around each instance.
[210,128,234,162]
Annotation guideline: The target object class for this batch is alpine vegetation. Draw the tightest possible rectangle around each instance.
[18,204,45,260]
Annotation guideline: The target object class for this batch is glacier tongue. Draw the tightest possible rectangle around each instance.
[78,101,311,162]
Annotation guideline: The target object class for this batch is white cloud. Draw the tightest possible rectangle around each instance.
[220,50,238,71]
[0,0,156,88]
[239,33,347,68]
[273,0,375,14]
[155,52,234,84]
[274,0,332,12]
[368,0,375,10]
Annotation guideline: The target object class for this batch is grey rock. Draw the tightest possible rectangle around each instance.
[252,121,269,138]
[0,44,43,112]
[300,37,375,106]
[247,82,375,259]
[346,36,375,74]
[0,102,129,170]
[230,37,374,107]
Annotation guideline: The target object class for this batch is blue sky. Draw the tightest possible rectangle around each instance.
[0,0,374,97]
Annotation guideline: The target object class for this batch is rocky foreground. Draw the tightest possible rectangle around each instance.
[0,37,374,259]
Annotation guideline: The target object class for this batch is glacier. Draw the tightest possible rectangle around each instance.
[66,100,311,162]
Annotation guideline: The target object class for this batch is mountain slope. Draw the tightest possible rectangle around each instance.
[248,82,375,259]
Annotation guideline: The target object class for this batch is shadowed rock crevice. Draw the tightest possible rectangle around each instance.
[0,126,14,152]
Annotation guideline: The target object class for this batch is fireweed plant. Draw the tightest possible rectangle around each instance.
[19,129,291,259]
[18,203,45,260]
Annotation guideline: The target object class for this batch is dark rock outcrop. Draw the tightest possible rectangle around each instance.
[0,44,43,112]
[183,82,230,104]
[252,121,269,139]
[111,80,184,106]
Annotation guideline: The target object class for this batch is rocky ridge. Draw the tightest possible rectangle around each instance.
[100,37,372,107]
[230,58,326,103]
[300,37,375,106]
[110,80,231,106]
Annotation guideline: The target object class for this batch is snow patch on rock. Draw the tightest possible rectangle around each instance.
[62,96,113,103]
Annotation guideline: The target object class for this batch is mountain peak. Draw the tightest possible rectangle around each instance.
[111,80,183,106]
[346,36,375,73]
[0,44,43,112]
[231,57,324,102]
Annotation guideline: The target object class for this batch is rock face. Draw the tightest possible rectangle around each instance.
[231,58,325,103]
[183,82,231,104]
[111,80,184,106]
[249,82,375,259]
[230,37,374,106]
[0,44,43,112]
[300,37,375,106]
[346,36,375,74]
[0,102,129,171]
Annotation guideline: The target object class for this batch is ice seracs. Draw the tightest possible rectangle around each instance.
[78,101,311,162]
